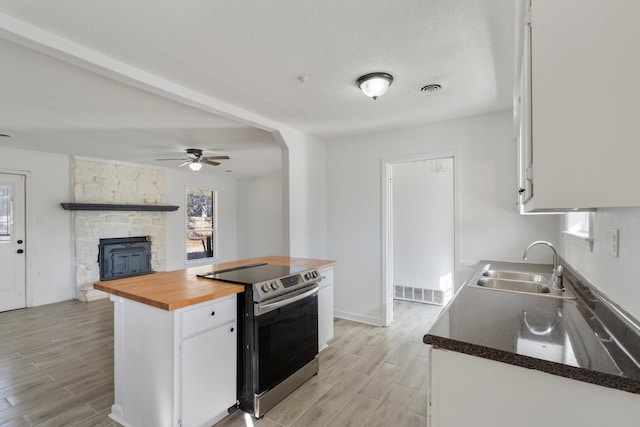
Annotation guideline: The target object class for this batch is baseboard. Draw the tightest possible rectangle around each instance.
[333,310,382,326]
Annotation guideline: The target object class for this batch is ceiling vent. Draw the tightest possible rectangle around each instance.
[418,84,442,94]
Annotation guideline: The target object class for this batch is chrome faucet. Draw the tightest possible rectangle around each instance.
[523,241,564,290]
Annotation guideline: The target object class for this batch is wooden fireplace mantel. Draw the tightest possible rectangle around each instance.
[60,203,179,212]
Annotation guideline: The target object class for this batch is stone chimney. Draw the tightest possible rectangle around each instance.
[72,159,167,301]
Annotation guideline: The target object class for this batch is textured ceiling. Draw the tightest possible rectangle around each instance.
[0,0,515,174]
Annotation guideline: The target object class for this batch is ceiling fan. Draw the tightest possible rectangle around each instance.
[156,148,230,171]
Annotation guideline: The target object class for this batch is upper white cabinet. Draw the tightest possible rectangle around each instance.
[515,0,640,212]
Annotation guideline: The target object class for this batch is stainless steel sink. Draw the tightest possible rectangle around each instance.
[477,277,551,294]
[469,264,575,299]
[481,270,548,283]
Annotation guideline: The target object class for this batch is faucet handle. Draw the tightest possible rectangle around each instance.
[552,265,564,290]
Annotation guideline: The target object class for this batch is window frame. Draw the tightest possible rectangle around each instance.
[185,187,217,262]
[563,211,594,251]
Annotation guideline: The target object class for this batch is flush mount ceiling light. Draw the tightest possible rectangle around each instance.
[356,72,394,100]
[188,162,203,172]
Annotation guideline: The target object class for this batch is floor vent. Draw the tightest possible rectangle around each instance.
[394,285,444,306]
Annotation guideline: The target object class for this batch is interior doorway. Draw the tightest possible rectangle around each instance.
[0,173,26,312]
[382,153,456,326]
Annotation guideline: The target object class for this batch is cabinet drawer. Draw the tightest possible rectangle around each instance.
[181,295,236,338]
[318,268,334,287]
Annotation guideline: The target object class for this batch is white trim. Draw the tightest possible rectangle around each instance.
[562,231,594,251]
[381,150,459,327]
[381,161,393,326]
[333,310,383,327]
[0,169,32,308]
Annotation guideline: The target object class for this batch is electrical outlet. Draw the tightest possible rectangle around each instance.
[611,228,619,257]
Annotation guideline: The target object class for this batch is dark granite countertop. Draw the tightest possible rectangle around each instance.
[424,260,640,394]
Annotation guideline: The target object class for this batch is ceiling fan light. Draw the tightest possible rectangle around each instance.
[189,162,203,172]
[356,72,393,100]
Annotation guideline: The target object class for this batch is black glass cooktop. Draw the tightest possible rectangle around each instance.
[198,263,310,285]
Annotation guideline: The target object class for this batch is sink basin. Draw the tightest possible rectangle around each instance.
[470,263,576,299]
[477,278,551,294]
[481,270,548,283]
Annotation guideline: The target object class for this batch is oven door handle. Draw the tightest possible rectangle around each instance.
[255,286,318,316]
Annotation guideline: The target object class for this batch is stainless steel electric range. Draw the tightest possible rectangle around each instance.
[199,263,321,418]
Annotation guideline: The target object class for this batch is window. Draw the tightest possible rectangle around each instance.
[0,184,11,242]
[186,188,216,261]
[566,212,590,236]
[564,211,594,250]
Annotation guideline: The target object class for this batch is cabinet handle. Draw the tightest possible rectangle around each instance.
[230,327,234,332]
[210,311,215,316]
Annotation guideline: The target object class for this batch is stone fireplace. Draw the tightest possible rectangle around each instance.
[72,159,167,301]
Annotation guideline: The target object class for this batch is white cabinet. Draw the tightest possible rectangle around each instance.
[515,0,640,212]
[109,294,237,427]
[181,323,236,427]
[317,267,334,351]
[427,348,640,426]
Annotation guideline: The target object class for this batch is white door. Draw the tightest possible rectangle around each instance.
[0,173,26,311]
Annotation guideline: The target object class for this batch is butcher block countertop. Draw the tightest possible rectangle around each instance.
[94,256,336,311]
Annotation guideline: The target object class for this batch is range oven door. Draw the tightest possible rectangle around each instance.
[253,286,319,395]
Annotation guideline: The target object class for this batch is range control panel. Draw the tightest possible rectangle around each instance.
[253,268,320,302]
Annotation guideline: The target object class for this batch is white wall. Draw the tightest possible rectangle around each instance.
[327,110,560,325]
[237,172,284,258]
[165,168,239,270]
[0,146,74,306]
[276,129,327,258]
[559,207,640,321]
[0,140,321,306]
[393,159,454,292]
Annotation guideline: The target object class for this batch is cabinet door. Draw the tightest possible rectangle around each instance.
[517,1,534,210]
[520,0,640,211]
[318,283,334,351]
[181,323,236,427]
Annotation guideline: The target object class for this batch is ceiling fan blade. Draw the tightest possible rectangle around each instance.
[156,158,188,161]
[177,161,191,167]
[203,155,230,161]
[202,159,221,166]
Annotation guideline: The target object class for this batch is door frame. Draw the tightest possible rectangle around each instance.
[381,151,459,327]
[1,168,32,308]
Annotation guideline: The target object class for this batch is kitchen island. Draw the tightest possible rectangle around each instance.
[423,260,640,426]
[95,256,335,427]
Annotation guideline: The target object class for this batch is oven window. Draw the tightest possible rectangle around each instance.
[256,294,318,393]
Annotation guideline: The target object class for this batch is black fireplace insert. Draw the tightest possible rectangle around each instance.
[98,236,153,281]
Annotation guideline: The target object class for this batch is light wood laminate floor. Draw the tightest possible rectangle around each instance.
[0,299,441,426]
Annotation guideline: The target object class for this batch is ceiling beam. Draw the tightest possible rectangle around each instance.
[0,11,288,135]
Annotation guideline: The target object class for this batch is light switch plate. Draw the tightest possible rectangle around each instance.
[611,228,619,257]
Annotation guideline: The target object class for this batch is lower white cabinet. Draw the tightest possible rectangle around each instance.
[428,348,640,426]
[109,294,237,427]
[181,324,236,427]
[318,267,334,351]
